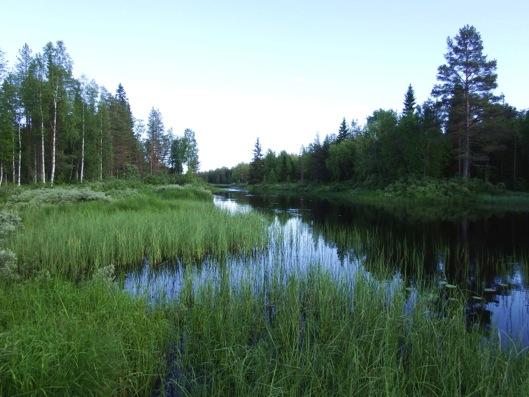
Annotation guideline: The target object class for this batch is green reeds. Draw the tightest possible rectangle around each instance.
[0,277,170,396]
[169,268,529,396]
[9,190,267,279]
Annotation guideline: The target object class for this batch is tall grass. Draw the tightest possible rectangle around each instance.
[168,268,529,396]
[9,189,267,279]
[0,277,170,396]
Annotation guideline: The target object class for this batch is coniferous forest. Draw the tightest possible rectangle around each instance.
[203,26,529,191]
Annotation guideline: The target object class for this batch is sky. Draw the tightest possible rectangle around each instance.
[1,0,528,170]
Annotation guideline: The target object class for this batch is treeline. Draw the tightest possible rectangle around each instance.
[0,42,199,186]
[202,26,529,189]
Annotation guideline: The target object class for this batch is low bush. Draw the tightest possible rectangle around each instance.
[9,187,111,207]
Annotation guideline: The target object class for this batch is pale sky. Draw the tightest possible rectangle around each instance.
[1,0,528,170]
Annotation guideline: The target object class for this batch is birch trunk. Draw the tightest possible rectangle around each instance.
[100,112,103,181]
[17,123,21,186]
[12,133,15,183]
[50,86,58,186]
[0,161,3,186]
[34,145,37,184]
[40,91,46,184]
[80,103,85,183]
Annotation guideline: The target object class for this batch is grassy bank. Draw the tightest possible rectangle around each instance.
[247,178,529,213]
[0,183,269,395]
[4,184,267,279]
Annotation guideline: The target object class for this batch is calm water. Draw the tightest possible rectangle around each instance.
[125,188,529,349]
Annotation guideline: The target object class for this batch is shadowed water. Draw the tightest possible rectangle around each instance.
[124,188,529,349]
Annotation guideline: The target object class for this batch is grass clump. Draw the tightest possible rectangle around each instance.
[153,184,212,201]
[0,277,170,396]
[8,189,267,279]
[169,269,529,396]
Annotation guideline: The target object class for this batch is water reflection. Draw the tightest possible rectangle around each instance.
[125,189,529,348]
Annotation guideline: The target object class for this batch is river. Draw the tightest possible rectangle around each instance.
[125,188,529,349]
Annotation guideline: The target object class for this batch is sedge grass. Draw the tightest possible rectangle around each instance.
[9,189,267,279]
[165,267,529,396]
[0,277,170,396]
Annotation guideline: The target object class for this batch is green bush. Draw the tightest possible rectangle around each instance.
[382,177,506,202]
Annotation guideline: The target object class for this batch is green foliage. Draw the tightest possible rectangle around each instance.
[383,177,505,202]
[0,278,169,396]
[327,139,356,181]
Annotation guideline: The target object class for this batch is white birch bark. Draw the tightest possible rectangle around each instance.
[100,112,103,181]
[40,91,46,184]
[80,103,85,183]
[17,123,21,186]
[50,86,58,186]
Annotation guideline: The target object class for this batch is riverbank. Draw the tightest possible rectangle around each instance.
[245,179,529,213]
[0,183,268,395]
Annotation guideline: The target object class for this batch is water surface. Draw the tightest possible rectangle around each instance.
[125,188,529,348]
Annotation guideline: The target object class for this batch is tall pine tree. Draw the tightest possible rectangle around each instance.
[432,25,498,178]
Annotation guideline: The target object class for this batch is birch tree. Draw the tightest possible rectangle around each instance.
[43,41,72,185]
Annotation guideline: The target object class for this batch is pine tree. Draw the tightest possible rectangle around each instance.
[432,25,498,178]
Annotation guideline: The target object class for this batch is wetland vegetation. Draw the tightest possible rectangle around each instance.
[2,183,529,395]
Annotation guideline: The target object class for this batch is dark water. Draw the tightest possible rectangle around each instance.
[125,188,529,349]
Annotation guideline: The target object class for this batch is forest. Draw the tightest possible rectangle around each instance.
[202,26,529,190]
[0,42,197,186]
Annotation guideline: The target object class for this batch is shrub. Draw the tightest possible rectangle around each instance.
[8,188,111,207]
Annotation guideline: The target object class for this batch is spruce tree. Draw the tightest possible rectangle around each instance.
[249,138,264,184]
[403,84,416,117]
[336,117,349,143]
